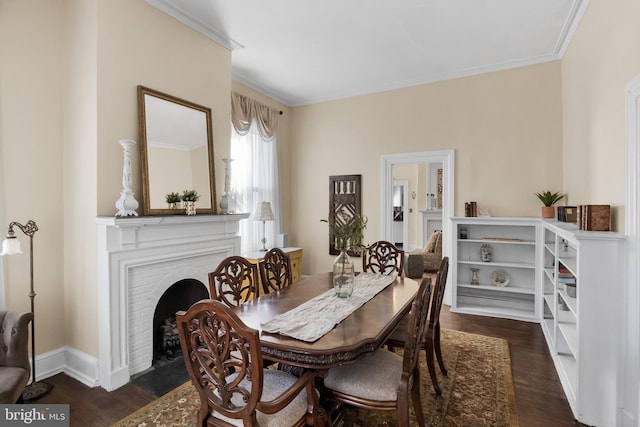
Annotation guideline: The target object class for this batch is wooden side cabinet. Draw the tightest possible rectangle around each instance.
[245,247,303,295]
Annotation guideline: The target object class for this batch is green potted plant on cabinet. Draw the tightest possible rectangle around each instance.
[535,191,564,219]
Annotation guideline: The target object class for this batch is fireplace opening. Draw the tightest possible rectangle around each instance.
[152,278,209,365]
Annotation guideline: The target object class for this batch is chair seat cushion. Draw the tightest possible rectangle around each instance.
[214,369,310,427]
[324,349,402,401]
[0,366,29,403]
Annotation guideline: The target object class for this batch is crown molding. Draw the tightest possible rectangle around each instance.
[145,0,244,51]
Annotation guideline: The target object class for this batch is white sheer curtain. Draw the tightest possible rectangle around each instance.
[231,121,281,253]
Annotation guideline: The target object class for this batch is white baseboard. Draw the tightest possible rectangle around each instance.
[34,346,99,388]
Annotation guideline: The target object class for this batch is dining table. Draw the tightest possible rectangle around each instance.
[232,271,422,369]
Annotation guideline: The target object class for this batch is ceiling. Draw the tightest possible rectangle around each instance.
[146,0,589,107]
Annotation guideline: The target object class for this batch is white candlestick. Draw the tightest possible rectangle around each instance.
[115,139,139,217]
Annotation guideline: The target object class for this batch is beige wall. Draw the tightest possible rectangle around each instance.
[1,0,234,359]
[290,62,563,274]
[561,0,640,232]
[62,0,99,356]
[1,0,66,353]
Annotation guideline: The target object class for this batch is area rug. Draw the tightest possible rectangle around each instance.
[112,329,518,427]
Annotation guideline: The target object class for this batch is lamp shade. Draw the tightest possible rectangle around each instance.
[254,201,275,221]
[0,237,22,256]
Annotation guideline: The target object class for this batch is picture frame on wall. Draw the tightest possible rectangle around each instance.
[328,174,362,256]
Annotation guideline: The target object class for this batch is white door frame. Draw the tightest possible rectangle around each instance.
[382,150,455,301]
[622,74,640,427]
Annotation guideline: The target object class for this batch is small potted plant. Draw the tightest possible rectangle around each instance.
[165,192,181,209]
[535,191,564,219]
[181,190,200,215]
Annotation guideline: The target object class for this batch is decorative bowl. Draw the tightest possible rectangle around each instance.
[491,270,510,287]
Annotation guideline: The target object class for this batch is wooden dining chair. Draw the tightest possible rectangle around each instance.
[208,256,259,308]
[323,276,432,426]
[176,299,325,427]
[362,240,404,276]
[259,247,293,294]
[386,256,450,395]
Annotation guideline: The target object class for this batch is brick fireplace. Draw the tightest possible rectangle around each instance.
[96,214,248,391]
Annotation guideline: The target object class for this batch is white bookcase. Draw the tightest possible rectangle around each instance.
[540,220,624,427]
[451,217,541,322]
[451,217,625,426]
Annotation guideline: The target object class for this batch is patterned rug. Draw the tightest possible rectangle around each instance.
[112,329,518,427]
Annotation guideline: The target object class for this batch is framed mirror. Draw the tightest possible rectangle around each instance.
[138,86,217,215]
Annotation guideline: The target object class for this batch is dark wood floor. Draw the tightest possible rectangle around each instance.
[34,306,583,427]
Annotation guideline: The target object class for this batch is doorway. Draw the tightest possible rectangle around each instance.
[392,180,408,249]
[381,150,455,302]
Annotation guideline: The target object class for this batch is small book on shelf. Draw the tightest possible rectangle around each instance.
[557,206,577,223]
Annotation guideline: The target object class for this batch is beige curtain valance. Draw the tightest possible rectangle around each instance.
[231,92,280,140]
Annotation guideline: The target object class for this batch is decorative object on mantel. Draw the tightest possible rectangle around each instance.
[254,201,275,251]
[115,139,139,217]
[322,214,367,298]
[219,158,233,214]
[535,190,564,219]
[137,86,217,216]
[481,244,492,262]
[165,192,181,210]
[0,220,53,401]
[181,190,200,216]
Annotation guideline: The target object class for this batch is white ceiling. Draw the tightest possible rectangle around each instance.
[146,0,589,107]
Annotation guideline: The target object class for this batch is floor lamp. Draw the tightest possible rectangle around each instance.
[254,201,275,251]
[1,220,53,401]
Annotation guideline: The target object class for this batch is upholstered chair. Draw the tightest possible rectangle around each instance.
[323,277,432,426]
[0,310,33,403]
[176,299,325,427]
[405,231,443,278]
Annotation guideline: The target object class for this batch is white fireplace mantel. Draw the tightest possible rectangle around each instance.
[96,214,248,390]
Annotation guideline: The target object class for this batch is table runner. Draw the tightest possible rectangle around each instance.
[260,272,396,342]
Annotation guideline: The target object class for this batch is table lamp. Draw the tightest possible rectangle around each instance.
[1,220,53,401]
[254,201,275,251]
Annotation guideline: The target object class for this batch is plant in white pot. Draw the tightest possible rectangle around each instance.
[165,192,181,209]
[181,190,200,216]
[535,191,564,219]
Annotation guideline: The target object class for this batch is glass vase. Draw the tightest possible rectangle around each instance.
[333,249,355,298]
